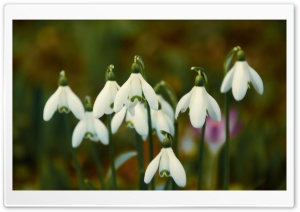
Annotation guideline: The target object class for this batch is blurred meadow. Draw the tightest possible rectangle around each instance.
[13,20,286,190]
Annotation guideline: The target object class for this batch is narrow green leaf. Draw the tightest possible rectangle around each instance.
[159,81,178,110]
[106,151,137,179]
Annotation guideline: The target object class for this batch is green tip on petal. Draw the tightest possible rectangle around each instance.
[237,50,246,61]
[160,170,170,177]
[106,64,116,81]
[58,70,68,86]
[58,106,70,113]
[84,96,93,112]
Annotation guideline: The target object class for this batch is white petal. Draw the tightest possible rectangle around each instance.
[175,87,194,119]
[247,63,264,95]
[232,61,250,101]
[127,106,136,116]
[127,98,139,110]
[220,64,236,93]
[93,81,112,118]
[151,109,157,130]
[111,106,127,134]
[159,95,175,121]
[113,76,132,113]
[165,115,175,136]
[138,74,158,110]
[129,73,142,99]
[72,119,87,148]
[189,87,207,128]
[144,150,162,184]
[206,92,221,122]
[93,118,109,145]
[156,111,172,142]
[65,86,85,120]
[106,81,120,114]
[133,103,148,138]
[43,86,62,121]
[159,149,170,177]
[57,88,68,111]
[166,148,186,187]
[85,112,95,134]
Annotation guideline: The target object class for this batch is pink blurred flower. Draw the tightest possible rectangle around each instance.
[196,109,242,155]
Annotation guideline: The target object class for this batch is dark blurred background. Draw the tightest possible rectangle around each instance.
[13,20,286,190]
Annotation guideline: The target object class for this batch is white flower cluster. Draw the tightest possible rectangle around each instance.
[43,49,264,189]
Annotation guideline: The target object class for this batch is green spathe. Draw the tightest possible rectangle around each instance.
[84,96,93,112]
[58,70,68,86]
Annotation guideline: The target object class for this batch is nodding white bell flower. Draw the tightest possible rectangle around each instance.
[72,96,108,148]
[220,50,264,101]
[113,62,158,115]
[93,65,120,118]
[175,74,221,128]
[144,136,186,187]
[43,70,84,121]
[111,102,148,140]
[151,95,175,142]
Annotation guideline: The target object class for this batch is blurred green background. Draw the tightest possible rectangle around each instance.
[13,20,286,190]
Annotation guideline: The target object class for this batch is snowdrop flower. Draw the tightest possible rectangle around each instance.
[175,70,221,128]
[72,96,108,148]
[220,50,264,101]
[113,56,158,115]
[144,134,186,187]
[93,65,120,118]
[111,102,148,140]
[151,95,175,141]
[43,70,84,121]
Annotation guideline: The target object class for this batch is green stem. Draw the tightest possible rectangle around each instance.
[90,142,106,190]
[135,131,147,190]
[107,114,117,190]
[197,120,206,190]
[64,116,85,190]
[84,179,96,190]
[146,102,155,190]
[164,177,172,190]
[223,92,230,190]
[172,121,179,190]
[71,147,85,189]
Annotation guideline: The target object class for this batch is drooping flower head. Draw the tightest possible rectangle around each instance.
[72,96,108,148]
[175,67,221,128]
[220,47,264,101]
[113,56,158,116]
[151,95,175,142]
[111,102,148,141]
[144,131,186,187]
[43,70,85,121]
[93,65,120,118]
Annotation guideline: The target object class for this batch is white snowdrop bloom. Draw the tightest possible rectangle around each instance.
[144,137,186,187]
[72,97,108,148]
[151,95,175,142]
[220,50,264,101]
[111,102,148,140]
[43,71,84,121]
[93,66,120,118]
[113,62,158,115]
[175,75,221,128]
